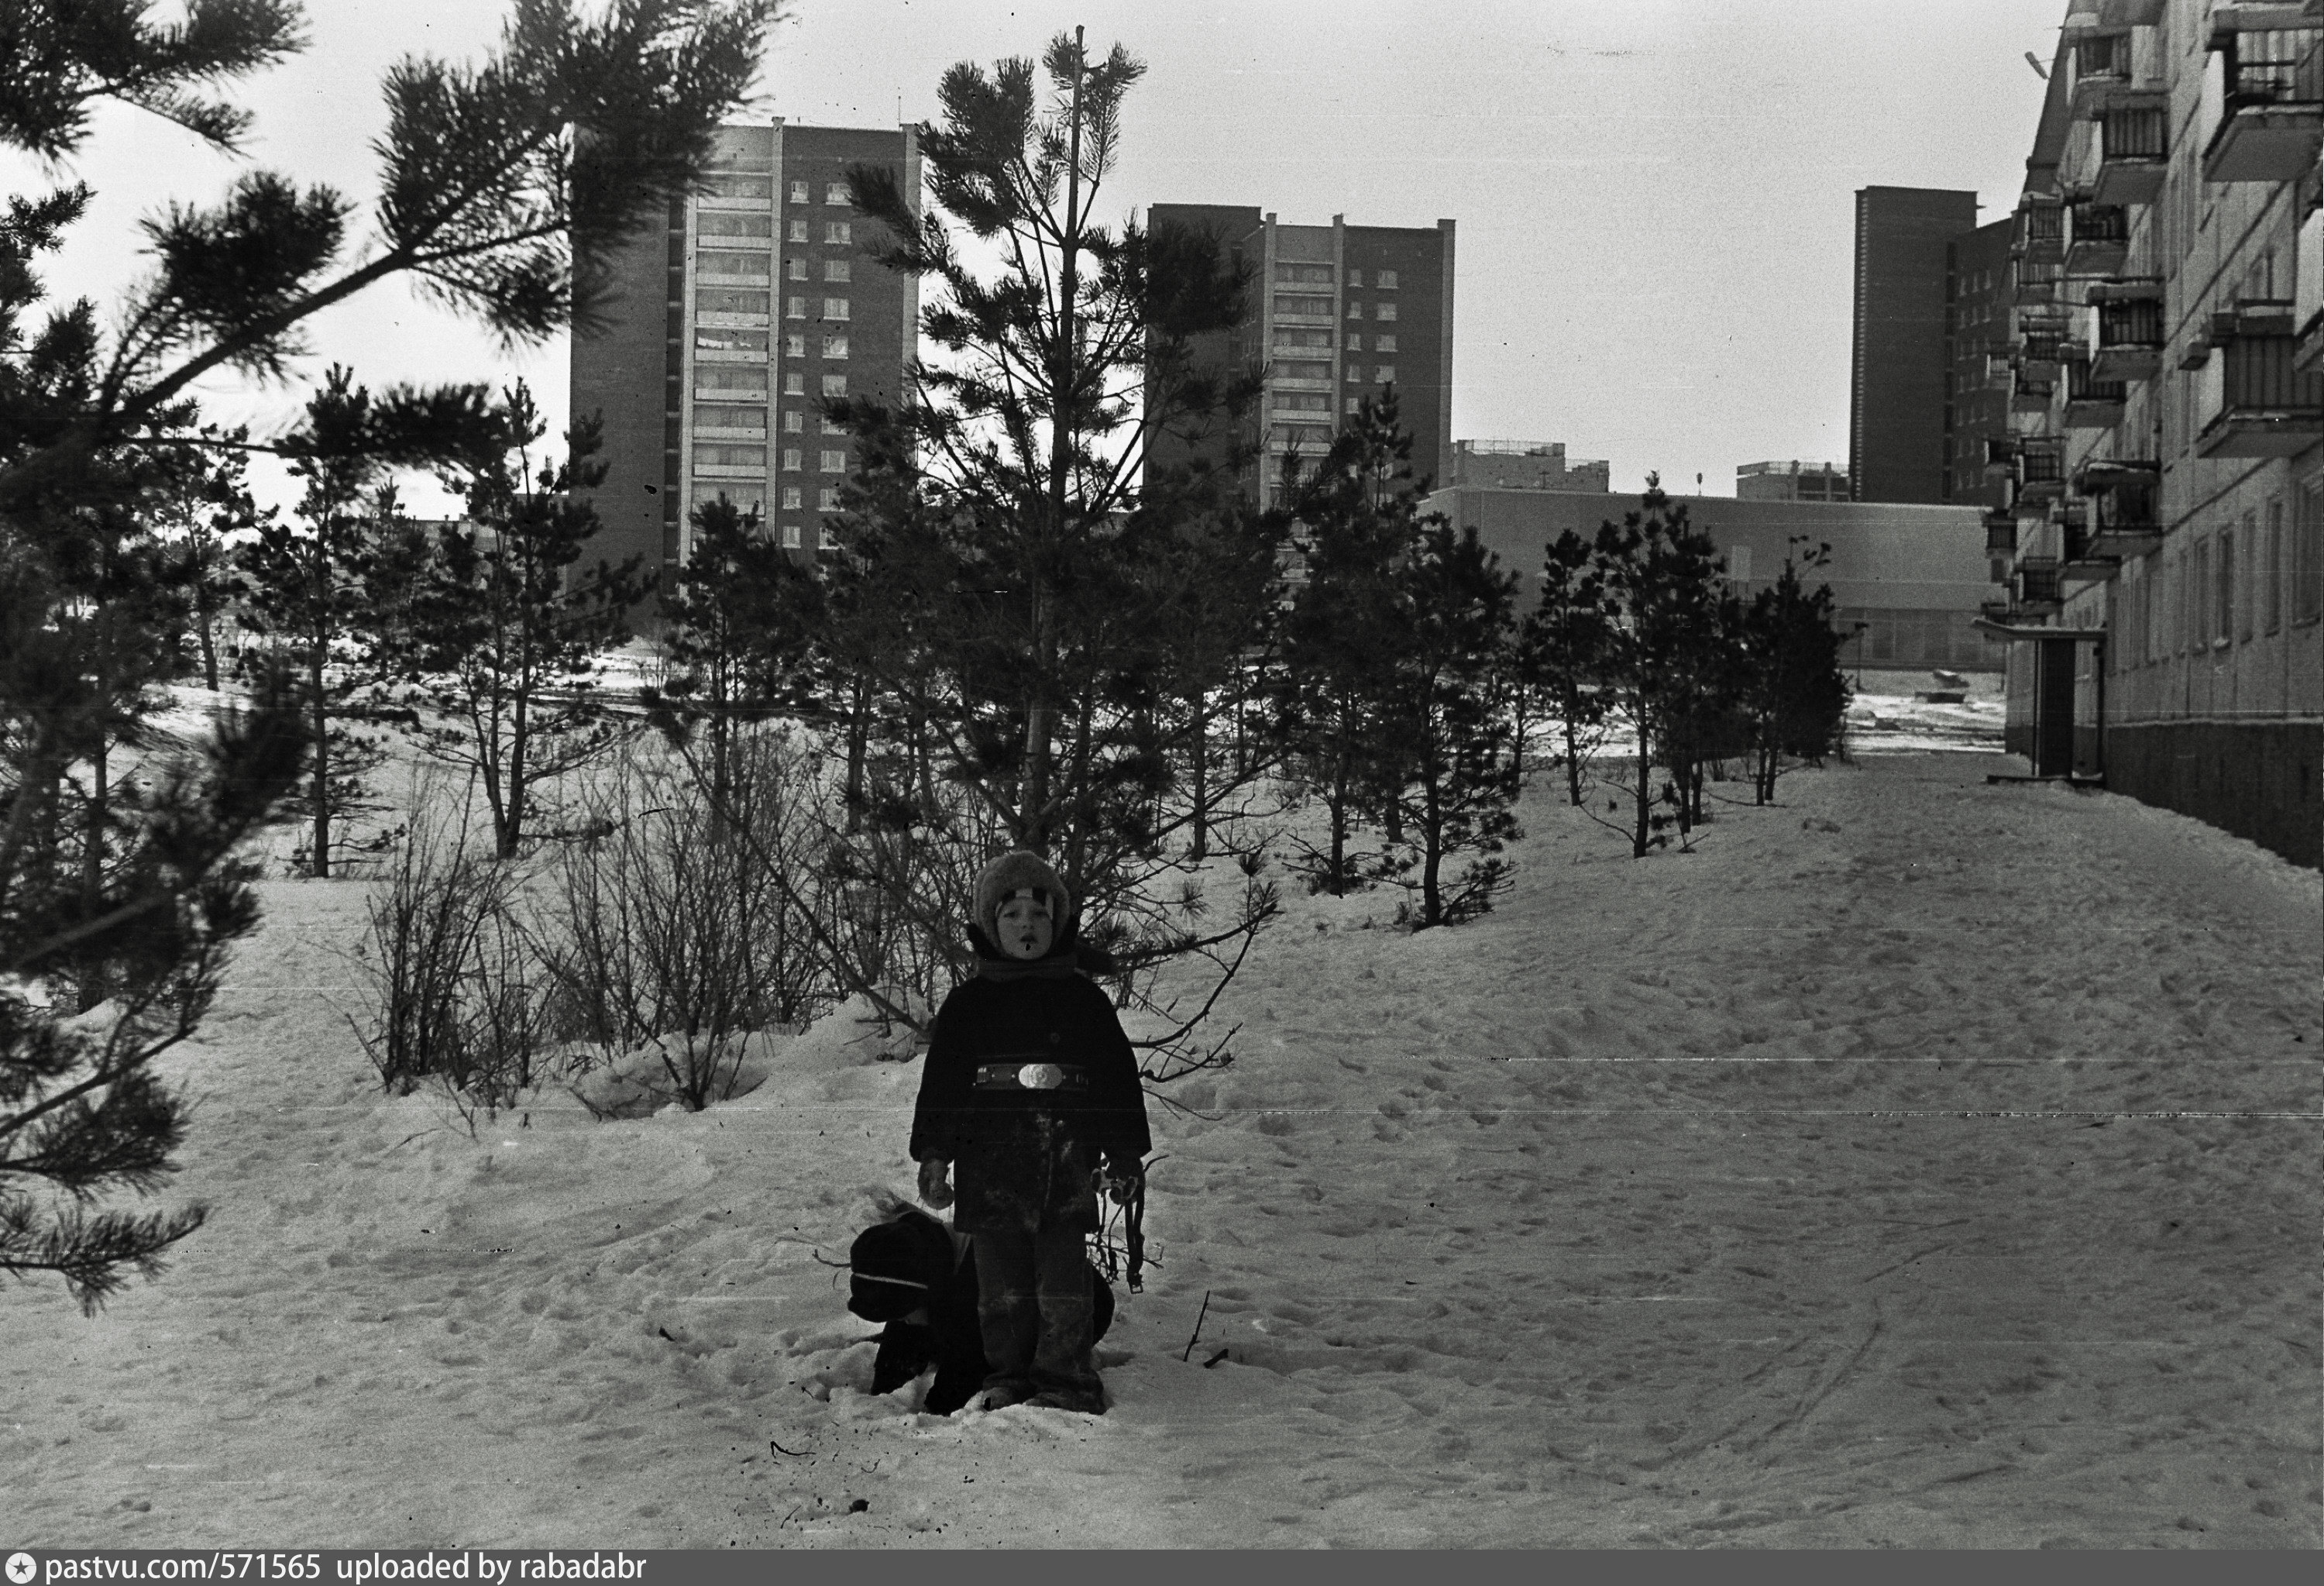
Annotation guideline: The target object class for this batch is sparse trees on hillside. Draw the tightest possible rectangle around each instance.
[1734,538,1852,803]
[1,0,773,1310]
[384,387,648,860]
[1521,526,1614,810]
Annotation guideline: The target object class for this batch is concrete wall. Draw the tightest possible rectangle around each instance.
[1425,487,2006,670]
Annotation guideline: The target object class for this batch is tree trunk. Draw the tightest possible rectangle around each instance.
[197,606,219,692]
[310,649,331,878]
[846,676,871,836]
[1420,747,1443,928]
[1631,713,1652,859]
[1189,689,1209,862]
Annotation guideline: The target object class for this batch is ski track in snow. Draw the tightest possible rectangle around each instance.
[3,731,2319,1549]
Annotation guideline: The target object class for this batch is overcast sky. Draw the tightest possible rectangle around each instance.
[7,0,2065,514]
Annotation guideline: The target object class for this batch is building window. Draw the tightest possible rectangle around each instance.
[2216,528,2235,647]
[691,443,765,470]
[818,487,841,511]
[783,333,806,357]
[1376,302,1397,322]
[824,221,851,245]
[1378,270,1398,289]
[787,219,808,243]
[788,257,807,280]
[782,371,804,395]
[820,449,847,473]
[1374,366,1394,384]
[821,414,845,434]
[823,297,851,320]
[782,486,802,511]
[1346,300,1363,319]
[781,449,801,471]
[2240,510,2257,640]
[2298,473,2324,622]
[1346,333,1362,351]
[1375,334,1397,353]
[2264,497,2284,632]
[1346,269,1363,287]
[782,523,802,549]
[1274,262,1333,285]
[818,524,838,551]
[823,334,848,360]
[2190,538,2209,652]
[824,260,851,282]
[786,295,806,319]
[782,411,803,434]
[826,182,850,205]
[1346,396,1360,414]
[1726,545,1752,583]
[821,374,847,397]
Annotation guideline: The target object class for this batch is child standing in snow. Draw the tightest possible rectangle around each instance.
[910,851,1149,1414]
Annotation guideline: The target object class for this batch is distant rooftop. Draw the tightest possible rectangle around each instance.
[1738,459,1846,476]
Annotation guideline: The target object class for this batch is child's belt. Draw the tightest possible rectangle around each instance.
[975,1061,1090,1092]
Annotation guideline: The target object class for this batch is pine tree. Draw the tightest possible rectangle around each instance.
[648,494,823,815]
[1269,394,1418,896]
[1377,518,1523,927]
[235,367,493,876]
[1520,527,1614,809]
[1735,538,1852,803]
[2,0,772,1310]
[1590,476,1734,856]
[387,386,648,859]
[840,29,1263,863]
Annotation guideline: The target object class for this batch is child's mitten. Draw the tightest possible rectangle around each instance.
[917,1158,953,1209]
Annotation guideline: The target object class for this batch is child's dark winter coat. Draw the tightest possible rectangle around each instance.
[908,850,1150,1412]
[908,865,1150,1234]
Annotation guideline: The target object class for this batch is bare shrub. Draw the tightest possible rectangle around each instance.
[535,728,829,1112]
[352,778,550,1117]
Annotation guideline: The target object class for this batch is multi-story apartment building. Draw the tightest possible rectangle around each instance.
[1983,0,2321,868]
[1449,440,1610,494]
[1850,189,2015,510]
[1145,205,1456,511]
[569,122,919,594]
[1737,460,1852,501]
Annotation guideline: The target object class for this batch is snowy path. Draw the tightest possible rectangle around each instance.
[4,752,2317,1548]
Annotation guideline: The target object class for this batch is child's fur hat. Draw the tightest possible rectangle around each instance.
[972,849,1070,946]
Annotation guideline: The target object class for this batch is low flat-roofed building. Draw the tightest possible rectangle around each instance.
[1449,439,1610,494]
[1422,486,2004,673]
[1737,460,1851,502]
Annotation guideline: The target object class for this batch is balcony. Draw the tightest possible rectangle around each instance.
[2085,473,2164,559]
[2016,438,2068,501]
[2016,557,2064,612]
[1984,510,2019,554]
[2089,284,2165,380]
[2299,202,2324,370]
[2092,102,2171,205]
[2064,357,2129,426]
[2059,507,2121,583]
[2014,258,2065,306]
[2069,30,2134,116]
[2012,365,2058,413]
[2013,197,2066,263]
[2202,22,2324,184]
[2195,330,2324,455]
[2064,203,2131,276]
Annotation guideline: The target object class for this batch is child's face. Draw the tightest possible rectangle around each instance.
[995,894,1055,961]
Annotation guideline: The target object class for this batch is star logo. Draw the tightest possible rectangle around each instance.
[6,1553,36,1585]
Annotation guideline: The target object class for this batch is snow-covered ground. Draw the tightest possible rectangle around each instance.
[5,693,2319,1550]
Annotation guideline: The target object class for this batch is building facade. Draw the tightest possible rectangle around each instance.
[569,122,920,593]
[1146,205,1456,510]
[1737,460,1852,501]
[1449,440,1610,494]
[1422,487,2002,675]
[1854,187,1982,503]
[1984,0,2322,869]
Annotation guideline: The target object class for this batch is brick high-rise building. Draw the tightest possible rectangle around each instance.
[570,122,920,594]
[1146,205,1456,511]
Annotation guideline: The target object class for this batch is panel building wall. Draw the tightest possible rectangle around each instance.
[1147,205,1456,511]
[570,122,919,605]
